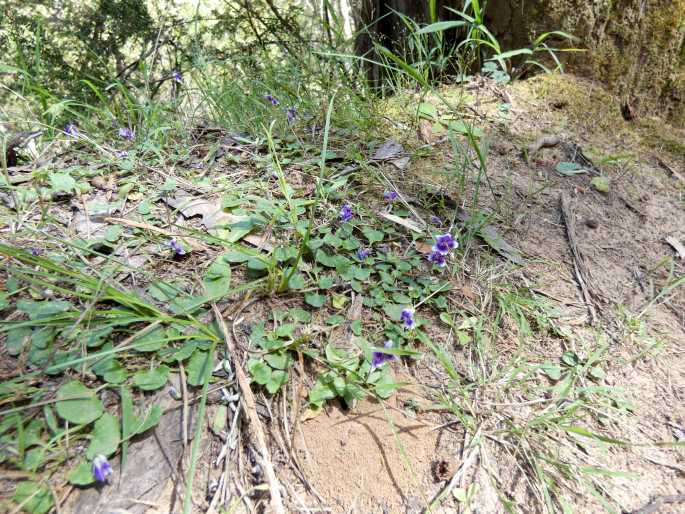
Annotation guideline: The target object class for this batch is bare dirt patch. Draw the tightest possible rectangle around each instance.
[295,390,462,513]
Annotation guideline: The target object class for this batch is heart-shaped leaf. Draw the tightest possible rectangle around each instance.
[68,461,95,486]
[133,365,170,391]
[56,380,104,425]
[87,412,120,458]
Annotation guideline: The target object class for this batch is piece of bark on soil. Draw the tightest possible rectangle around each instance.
[70,375,187,514]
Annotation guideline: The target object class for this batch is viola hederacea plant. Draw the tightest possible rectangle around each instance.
[427,250,447,268]
[356,248,371,260]
[92,455,113,483]
[264,94,280,106]
[64,123,78,137]
[286,106,297,123]
[400,308,415,329]
[427,232,458,268]
[118,127,135,140]
[340,203,353,222]
[383,191,399,201]
[172,70,183,83]
[168,238,186,257]
[433,233,458,255]
[371,340,398,370]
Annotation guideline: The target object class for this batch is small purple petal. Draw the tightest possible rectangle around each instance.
[168,238,186,256]
[427,250,447,268]
[64,123,78,137]
[172,70,183,83]
[371,340,398,370]
[92,454,113,483]
[30,248,42,256]
[356,248,371,259]
[286,106,297,123]
[339,203,353,222]
[400,308,415,329]
[264,94,280,106]
[435,233,457,250]
[430,215,442,225]
[118,127,135,140]
[383,191,399,201]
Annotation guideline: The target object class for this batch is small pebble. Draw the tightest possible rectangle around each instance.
[585,218,599,229]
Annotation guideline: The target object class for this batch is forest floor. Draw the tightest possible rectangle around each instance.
[1,73,684,514]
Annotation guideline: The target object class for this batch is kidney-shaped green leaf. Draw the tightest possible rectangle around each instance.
[56,380,104,425]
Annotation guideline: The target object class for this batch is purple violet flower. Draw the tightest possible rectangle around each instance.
[400,308,415,329]
[427,250,447,268]
[92,454,113,483]
[64,123,78,137]
[383,191,399,201]
[430,215,442,225]
[356,248,371,259]
[371,340,398,370]
[286,106,297,123]
[264,94,280,106]
[339,203,353,222]
[30,248,42,256]
[118,127,135,140]
[432,233,457,255]
[172,70,183,83]
[168,238,186,256]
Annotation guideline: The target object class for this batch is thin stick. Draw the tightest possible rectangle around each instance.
[629,494,685,514]
[559,193,598,324]
[212,304,286,514]
[179,362,189,449]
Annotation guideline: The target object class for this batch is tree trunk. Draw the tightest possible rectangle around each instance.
[352,0,685,124]
[485,0,685,123]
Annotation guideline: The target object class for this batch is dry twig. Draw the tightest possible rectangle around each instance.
[628,494,685,514]
[560,193,598,324]
[212,304,286,514]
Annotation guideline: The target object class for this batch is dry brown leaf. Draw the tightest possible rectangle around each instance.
[376,211,424,233]
[419,120,434,144]
[164,194,274,251]
[347,292,364,321]
[104,216,207,251]
[388,155,410,170]
[461,284,477,302]
[372,138,404,161]
[666,236,685,259]
[415,241,433,254]
[165,195,219,218]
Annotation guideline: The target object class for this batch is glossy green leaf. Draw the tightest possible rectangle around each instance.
[49,172,76,193]
[186,350,212,387]
[203,258,231,297]
[87,412,120,458]
[133,365,170,391]
[305,292,326,308]
[68,462,95,486]
[211,405,227,435]
[55,380,104,425]
[13,482,53,514]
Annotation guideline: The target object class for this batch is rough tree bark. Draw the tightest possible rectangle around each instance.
[352,0,685,124]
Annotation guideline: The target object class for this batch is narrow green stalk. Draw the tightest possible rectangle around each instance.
[182,340,216,514]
